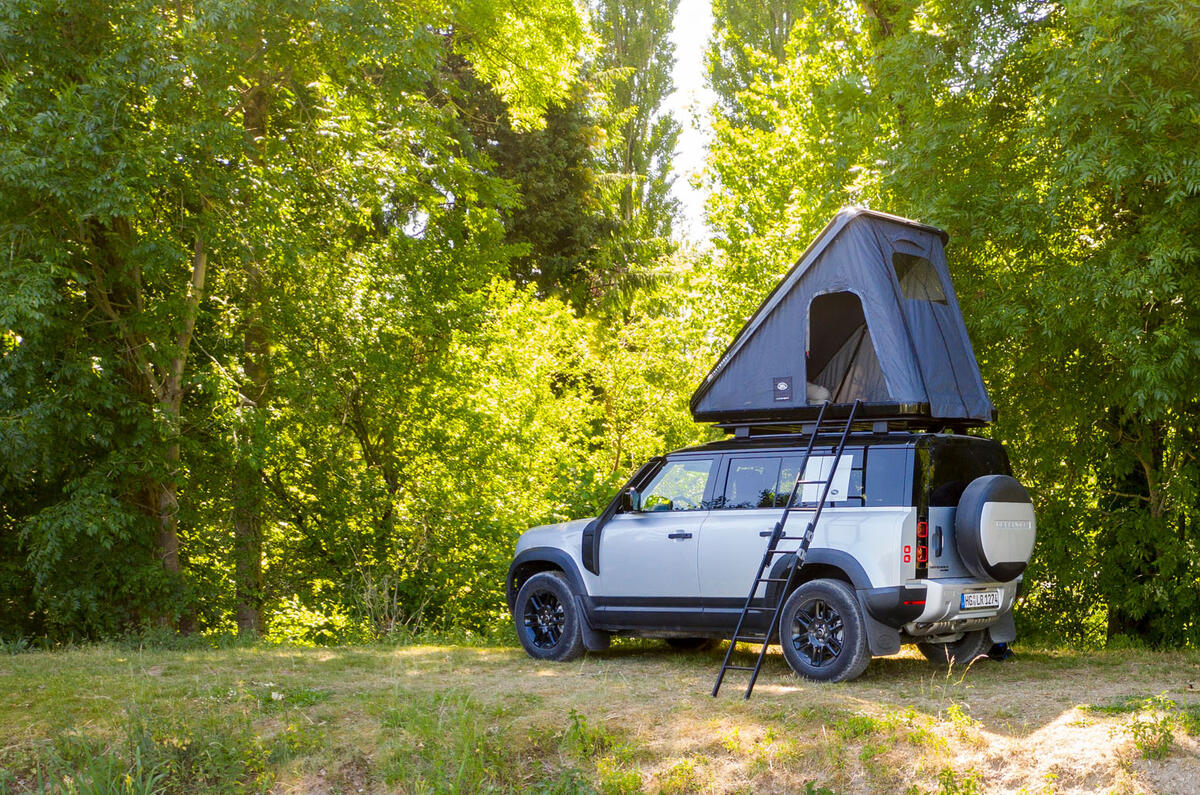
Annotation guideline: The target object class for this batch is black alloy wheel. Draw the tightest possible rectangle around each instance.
[788,596,845,668]
[778,578,871,682]
[513,571,585,661]
[523,589,566,649]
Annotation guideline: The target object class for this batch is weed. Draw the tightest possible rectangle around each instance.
[595,756,640,795]
[944,703,976,730]
[1081,697,1144,715]
[562,709,621,759]
[0,636,31,655]
[834,713,883,740]
[803,782,840,795]
[126,711,275,792]
[1127,700,1176,759]
[657,757,699,794]
[937,767,983,795]
[257,684,329,710]
[859,742,886,763]
[1178,703,1200,736]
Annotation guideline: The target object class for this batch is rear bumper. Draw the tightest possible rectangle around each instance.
[898,577,1020,636]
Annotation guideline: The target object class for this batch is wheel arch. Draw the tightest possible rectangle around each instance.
[767,548,872,605]
[507,547,587,612]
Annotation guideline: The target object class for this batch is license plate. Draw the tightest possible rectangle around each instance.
[960,590,1001,610]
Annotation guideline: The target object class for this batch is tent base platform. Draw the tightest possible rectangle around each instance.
[701,401,995,437]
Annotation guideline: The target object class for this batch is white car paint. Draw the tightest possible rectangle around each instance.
[697,506,917,599]
[592,510,707,598]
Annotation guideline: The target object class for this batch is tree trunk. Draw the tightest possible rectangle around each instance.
[232,306,269,635]
[232,77,270,637]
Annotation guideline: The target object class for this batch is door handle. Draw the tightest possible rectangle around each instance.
[667,532,693,540]
[759,530,773,537]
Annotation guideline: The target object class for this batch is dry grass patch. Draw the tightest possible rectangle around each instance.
[0,641,1197,793]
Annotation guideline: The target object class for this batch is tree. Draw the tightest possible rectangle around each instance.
[591,0,682,301]
[706,0,1200,645]
[707,0,806,128]
[0,0,587,636]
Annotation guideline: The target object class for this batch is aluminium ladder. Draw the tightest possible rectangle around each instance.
[711,399,862,699]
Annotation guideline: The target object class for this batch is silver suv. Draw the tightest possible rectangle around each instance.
[507,429,1036,683]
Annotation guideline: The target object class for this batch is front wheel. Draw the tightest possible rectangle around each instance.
[778,579,871,683]
[514,571,585,662]
[917,629,989,666]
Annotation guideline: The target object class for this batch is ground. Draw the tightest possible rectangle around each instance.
[1,640,1198,793]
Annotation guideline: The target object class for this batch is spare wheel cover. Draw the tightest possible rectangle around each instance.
[955,475,1036,582]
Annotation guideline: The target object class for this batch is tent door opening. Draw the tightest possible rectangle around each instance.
[807,292,889,405]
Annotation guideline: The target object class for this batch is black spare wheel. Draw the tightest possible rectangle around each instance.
[917,629,990,666]
[955,475,1036,582]
[515,571,585,661]
[778,579,871,683]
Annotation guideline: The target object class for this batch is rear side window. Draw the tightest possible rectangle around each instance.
[719,457,782,509]
[920,439,1011,507]
[778,449,864,508]
[863,447,911,507]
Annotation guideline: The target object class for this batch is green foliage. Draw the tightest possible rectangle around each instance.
[0,0,595,639]
[936,767,983,795]
[706,0,1200,646]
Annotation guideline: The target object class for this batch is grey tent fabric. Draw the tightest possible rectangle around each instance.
[691,207,995,424]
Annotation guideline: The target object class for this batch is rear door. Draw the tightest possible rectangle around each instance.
[699,448,864,626]
[697,454,785,610]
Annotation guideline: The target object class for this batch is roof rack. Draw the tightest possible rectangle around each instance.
[717,404,983,438]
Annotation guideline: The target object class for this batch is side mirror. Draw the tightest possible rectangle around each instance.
[619,487,640,512]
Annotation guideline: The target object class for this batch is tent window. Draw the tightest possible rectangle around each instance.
[893,252,947,304]
[807,292,890,405]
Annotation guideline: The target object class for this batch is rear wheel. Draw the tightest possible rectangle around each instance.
[514,572,585,662]
[778,579,871,683]
[917,629,989,666]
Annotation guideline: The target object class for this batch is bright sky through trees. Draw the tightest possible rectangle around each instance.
[667,1,716,241]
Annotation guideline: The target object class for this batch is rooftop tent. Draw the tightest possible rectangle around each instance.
[691,207,995,426]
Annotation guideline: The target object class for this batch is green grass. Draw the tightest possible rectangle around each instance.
[0,642,1197,793]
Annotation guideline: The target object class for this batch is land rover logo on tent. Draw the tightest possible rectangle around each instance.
[773,376,793,401]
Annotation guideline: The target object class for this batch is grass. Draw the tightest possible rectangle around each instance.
[0,640,1197,793]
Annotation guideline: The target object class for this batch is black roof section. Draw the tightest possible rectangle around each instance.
[691,207,995,426]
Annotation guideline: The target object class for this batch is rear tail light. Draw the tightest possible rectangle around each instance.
[915,519,929,576]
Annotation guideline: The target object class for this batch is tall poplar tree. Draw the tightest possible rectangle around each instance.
[592,0,682,289]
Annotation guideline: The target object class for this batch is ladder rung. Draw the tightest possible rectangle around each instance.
[756,577,790,583]
[722,665,758,671]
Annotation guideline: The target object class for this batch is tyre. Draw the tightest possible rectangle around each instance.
[665,637,719,652]
[917,629,989,666]
[514,571,585,662]
[955,475,1036,582]
[778,579,871,683]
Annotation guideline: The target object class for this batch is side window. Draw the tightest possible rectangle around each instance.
[892,252,948,304]
[865,447,911,507]
[719,457,782,509]
[641,459,713,512]
[777,450,864,507]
